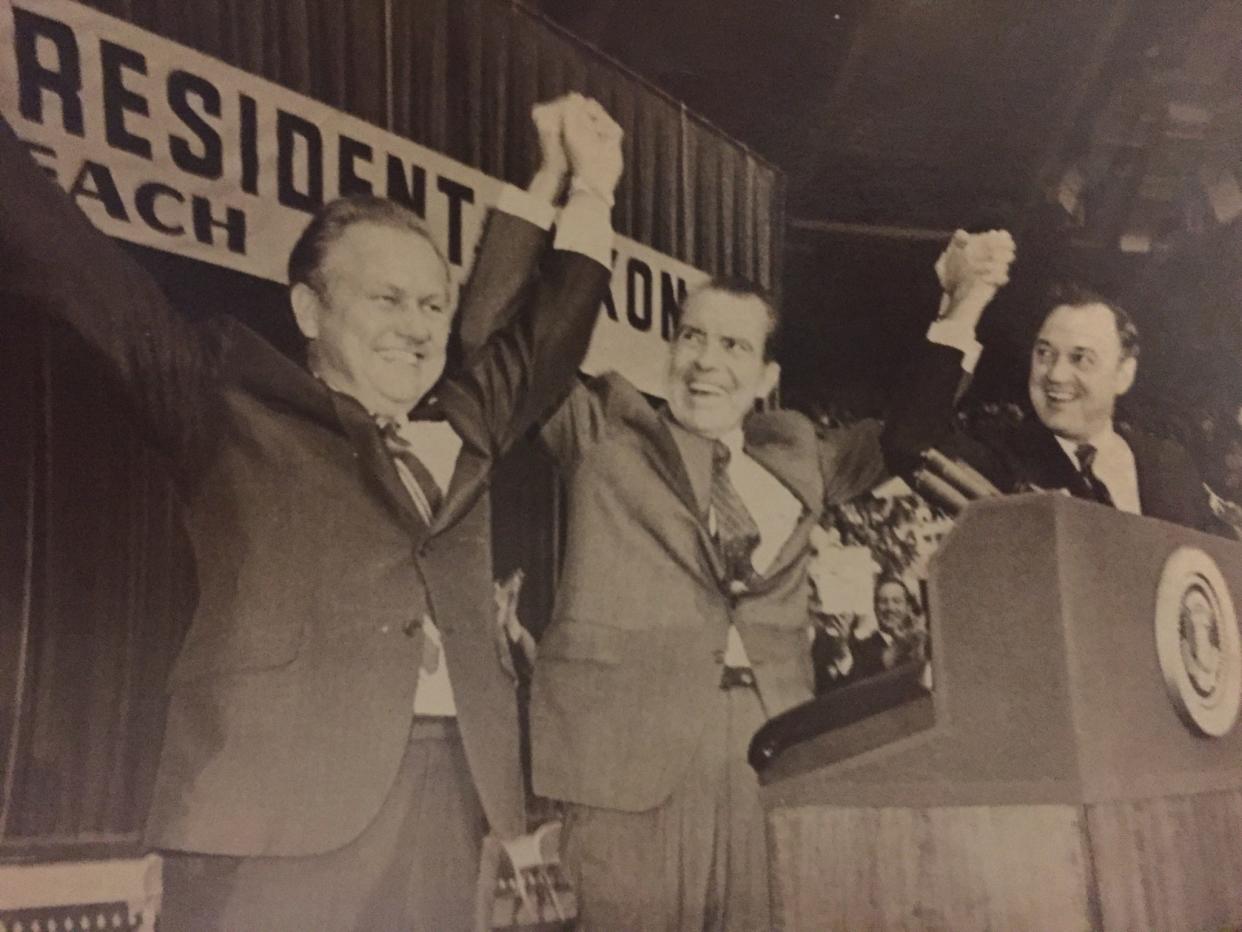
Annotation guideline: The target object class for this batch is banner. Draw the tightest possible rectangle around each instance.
[0,0,705,396]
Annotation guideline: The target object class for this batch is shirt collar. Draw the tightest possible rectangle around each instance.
[311,371,444,426]
[718,427,746,460]
[1053,423,1122,460]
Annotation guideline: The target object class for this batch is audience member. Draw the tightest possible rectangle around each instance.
[874,575,927,669]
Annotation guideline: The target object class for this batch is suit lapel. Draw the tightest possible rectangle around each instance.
[1122,426,1162,516]
[1016,419,1086,495]
[653,411,729,582]
[741,413,817,585]
[431,422,489,536]
[330,392,433,540]
[658,411,712,517]
[423,380,497,536]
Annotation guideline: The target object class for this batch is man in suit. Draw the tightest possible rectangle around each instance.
[528,233,1015,929]
[962,282,1214,531]
[873,575,927,669]
[0,95,621,930]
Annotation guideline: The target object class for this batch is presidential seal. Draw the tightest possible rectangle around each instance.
[1154,546,1241,738]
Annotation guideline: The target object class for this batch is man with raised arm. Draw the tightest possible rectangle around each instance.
[528,232,1014,929]
[0,93,621,930]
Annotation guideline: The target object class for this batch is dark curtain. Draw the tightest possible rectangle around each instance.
[0,306,195,856]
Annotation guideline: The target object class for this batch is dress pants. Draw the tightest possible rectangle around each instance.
[159,718,485,932]
[562,686,772,932]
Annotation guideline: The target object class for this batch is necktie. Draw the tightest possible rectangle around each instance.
[378,417,443,675]
[378,419,444,523]
[711,441,762,591]
[1074,443,1115,507]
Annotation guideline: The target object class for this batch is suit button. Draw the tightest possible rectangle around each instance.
[380,624,390,634]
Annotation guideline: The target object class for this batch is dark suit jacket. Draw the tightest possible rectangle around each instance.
[0,119,610,855]
[957,414,1214,533]
[529,343,966,812]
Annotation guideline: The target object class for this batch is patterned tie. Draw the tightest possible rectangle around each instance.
[377,419,443,523]
[378,417,443,674]
[1074,443,1115,507]
[711,441,762,591]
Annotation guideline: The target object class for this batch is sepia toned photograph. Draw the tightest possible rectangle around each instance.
[1,0,1240,929]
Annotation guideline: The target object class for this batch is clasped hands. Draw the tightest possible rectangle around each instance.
[935,228,1017,302]
[528,92,624,206]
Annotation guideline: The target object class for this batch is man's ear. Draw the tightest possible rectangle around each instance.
[290,283,322,340]
[756,360,781,400]
[1116,354,1137,397]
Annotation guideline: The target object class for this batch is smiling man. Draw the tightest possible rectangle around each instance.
[526,235,1013,929]
[963,282,1214,531]
[289,207,458,421]
[0,93,622,930]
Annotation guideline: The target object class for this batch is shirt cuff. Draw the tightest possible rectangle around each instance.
[927,318,983,373]
[495,184,556,231]
[553,189,615,270]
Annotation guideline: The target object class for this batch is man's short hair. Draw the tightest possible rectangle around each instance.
[287,195,446,296]
[1045,281,1140,360]
[685,276,782,361]
[874,574,912,606]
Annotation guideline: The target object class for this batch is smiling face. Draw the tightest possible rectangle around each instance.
[665,288,780,438]
[292,222,453,419]
[1029,302,1137,443]
[875,580,911,635]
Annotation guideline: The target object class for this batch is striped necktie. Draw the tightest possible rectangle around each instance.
[711,441,762,591]
[1074,442,1115,507]
[377,418,444,523]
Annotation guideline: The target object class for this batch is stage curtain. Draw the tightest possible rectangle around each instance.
[0,308,195,856]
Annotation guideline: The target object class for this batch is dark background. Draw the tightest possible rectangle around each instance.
[536,0,1242,437]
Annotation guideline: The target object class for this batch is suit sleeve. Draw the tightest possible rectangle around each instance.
[455,205,551,360]
[0,119,210,460]
[880,342,973,473]
[538,377,611,470]
[818,342,969,505]
[448,231,610,456]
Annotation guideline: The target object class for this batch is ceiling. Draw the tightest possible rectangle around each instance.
[535,0,1242,424]
[535,0,1242,238]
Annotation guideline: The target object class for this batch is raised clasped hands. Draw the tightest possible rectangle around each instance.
[528,93,624,206]
[936,228,1017,298]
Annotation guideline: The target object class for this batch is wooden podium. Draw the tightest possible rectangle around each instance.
[759,495,1242,931]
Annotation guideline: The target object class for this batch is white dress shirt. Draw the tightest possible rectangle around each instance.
[1054,426,1142,515]
[712,428,802,667]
